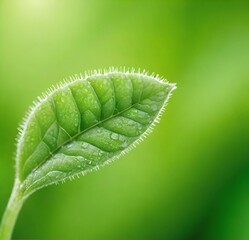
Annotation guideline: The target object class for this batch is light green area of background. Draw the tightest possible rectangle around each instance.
[0,0,248,239]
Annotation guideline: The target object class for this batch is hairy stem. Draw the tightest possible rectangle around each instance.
[0,179,25,240]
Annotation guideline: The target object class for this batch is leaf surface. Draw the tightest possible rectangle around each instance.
[16,69,176,195]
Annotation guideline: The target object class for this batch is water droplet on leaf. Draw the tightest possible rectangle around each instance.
[111,133,118,140]
[152,105,157,111]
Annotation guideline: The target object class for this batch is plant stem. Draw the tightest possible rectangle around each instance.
[0,179,25,240]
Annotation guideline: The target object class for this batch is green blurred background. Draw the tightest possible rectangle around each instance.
[0,0,248,239]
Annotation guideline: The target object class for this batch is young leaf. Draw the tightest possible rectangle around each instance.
[0,68,176,240]
[16,68,176,196]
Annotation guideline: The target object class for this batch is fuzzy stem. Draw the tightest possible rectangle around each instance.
[0,179,25,240]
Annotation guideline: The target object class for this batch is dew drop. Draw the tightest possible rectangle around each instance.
[152,105,157,111]
[111,133,118,140]
[66,143,73,149]
[128,120,134,126]
[121,141,129,148]
[81,142,88,148]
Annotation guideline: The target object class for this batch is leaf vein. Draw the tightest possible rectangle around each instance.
[85,79,102,120]
[68,86,82,133]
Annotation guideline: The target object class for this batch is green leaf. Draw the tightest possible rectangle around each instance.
[16,68,176,196]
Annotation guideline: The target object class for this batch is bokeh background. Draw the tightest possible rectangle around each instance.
[0,0,248,239]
